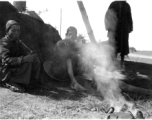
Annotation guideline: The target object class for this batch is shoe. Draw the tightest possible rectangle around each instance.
[2,82,25,93]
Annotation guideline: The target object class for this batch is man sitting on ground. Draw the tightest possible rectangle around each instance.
[0,20,41,92]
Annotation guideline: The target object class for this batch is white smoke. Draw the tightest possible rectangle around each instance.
[78,8,132,110]
[80,41,125,102]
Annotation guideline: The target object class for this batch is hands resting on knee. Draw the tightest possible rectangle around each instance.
[22,53,38,63]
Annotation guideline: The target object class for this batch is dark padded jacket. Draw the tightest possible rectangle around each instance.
[0,35,27,73]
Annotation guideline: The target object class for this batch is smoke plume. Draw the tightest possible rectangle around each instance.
[80,41,125,102]
[79,8,130,111]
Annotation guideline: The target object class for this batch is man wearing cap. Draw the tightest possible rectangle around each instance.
[0,20,41,92]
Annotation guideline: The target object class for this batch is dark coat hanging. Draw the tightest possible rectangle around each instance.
[108,1,133,56]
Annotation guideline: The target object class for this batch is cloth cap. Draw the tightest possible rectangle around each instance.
[66,26,77,35]
[6,20,19,32]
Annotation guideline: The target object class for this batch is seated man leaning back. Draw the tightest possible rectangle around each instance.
[0,20,41,92]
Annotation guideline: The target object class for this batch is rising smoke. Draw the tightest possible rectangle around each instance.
[79,9,133,111]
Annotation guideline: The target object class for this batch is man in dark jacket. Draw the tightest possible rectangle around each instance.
[0,20,41,92]
[105,0,133,67]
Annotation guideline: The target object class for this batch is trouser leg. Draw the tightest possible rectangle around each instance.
[121,54,124,66]
[31,57,41,80]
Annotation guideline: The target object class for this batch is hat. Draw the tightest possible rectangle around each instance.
[66,26,77,36]
[6,20,19,32]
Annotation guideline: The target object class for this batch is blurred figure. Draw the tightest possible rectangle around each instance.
[44,26,86,91]
[105,0,133,67]
[65,26,77,41]
[0,20,41,92]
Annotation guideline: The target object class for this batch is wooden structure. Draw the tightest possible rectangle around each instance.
[77,1,97,44]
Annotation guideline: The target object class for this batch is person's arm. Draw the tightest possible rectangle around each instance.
[18,41,29,56]
[66,58,86,91]
[1,38,34,66]
[18,41,36,63]
[66,58,77,82]
[1,39,23,66]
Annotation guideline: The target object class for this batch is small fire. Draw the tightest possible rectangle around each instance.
[77,7,142,118]
[79,39,139,117]
[109,98,138,116]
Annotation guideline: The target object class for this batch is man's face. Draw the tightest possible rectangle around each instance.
[67,31,77,41]
[7,25,20,40]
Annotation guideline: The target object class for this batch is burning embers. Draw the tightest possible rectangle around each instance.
[106,104,144,119]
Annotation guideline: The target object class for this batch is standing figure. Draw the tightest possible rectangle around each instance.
[105,0,133,66]
[0,20,41,92]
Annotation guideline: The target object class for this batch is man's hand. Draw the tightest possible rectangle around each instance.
[22,54,34,63]
[31,53,39,59]
[30,51,39,59]
[70,80,86,92]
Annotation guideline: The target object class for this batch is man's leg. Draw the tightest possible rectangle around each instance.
[121,54,125,68]
[1,63,33,92]
[30,57,41,84]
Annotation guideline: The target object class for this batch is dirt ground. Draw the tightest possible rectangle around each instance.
[0,53,152,119]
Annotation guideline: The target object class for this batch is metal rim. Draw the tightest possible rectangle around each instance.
[43,60,69,81]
